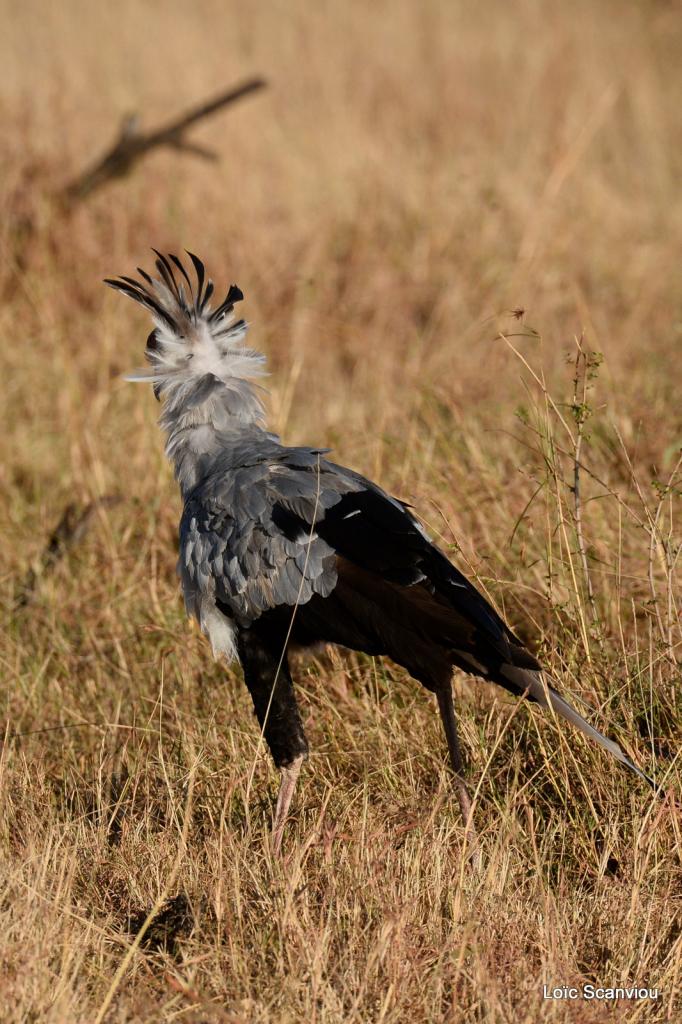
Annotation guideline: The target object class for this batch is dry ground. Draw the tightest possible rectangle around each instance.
[1,1,680,1021]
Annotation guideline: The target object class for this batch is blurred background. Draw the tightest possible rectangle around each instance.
[1,2,680,1019]
[2,0,681,495]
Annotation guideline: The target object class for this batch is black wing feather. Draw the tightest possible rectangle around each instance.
[273,461,531,660]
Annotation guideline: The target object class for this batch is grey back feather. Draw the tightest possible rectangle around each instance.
[179,450,366,625]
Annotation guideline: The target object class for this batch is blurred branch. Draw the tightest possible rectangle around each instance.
[62,77,267,203]
[15,495,121,608]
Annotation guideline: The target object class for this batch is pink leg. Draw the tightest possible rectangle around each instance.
[272,753,305,856]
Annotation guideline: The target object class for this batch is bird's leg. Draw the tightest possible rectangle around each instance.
[272,753,305,856]
[436,684,481,868]
[236,626,309,856]
[436,686,473,818]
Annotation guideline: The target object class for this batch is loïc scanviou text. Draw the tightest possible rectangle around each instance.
[543,984,660,1001]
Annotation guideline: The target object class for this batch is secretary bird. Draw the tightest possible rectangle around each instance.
[106,252,654,854]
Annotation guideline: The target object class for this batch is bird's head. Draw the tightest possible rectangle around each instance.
[105,251,267,405]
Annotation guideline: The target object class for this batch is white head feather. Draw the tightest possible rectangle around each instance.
[105,251,266,393]
[106,252,270,493]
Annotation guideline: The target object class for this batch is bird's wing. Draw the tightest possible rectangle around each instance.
[271,456,536,668]
[178,453,360,625]
[310,466,509,625]
[180,449,534,666]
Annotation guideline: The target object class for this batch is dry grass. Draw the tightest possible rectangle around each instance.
[1,0,681,1020]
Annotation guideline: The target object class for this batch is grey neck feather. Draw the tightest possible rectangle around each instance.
[159,373,267,496]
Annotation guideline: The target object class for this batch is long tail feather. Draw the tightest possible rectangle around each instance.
[501,665,655,789]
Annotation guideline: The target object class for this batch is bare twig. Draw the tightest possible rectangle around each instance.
[571,336,603,647]
[15,495,121,607]
[62,77,267,202]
